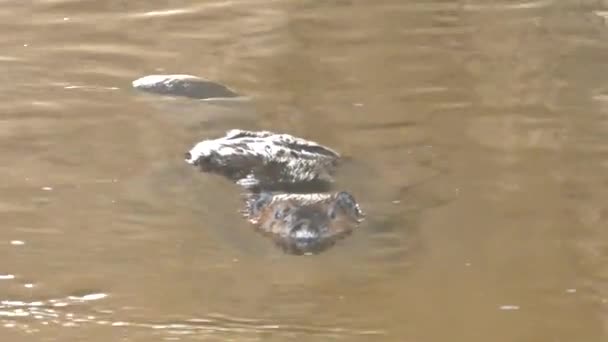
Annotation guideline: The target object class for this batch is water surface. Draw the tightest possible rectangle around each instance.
[1,0,608,341]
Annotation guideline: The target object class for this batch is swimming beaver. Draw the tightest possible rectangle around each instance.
[183,129,365,254]
[133,74,364,254]
[184,129,341,191]
[245,192,365,254]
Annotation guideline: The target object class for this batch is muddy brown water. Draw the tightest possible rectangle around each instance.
[2,0,608,341]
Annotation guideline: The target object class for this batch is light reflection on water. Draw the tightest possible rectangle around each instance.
[0,292,385,339]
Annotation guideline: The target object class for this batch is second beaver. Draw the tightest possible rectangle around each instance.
[245,192,365,254]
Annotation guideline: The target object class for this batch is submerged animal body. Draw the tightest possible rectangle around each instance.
[245,192,365,254]
[184,129,341,190]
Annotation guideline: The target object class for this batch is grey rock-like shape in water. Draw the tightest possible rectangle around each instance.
[132,74,240,100]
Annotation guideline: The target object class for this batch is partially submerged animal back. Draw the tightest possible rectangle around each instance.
[185,129,341,190]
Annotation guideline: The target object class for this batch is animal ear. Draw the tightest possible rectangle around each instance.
[249,192,273,216]
[335,192,357,209]
[330,192,364,220]
[274,203,293,220]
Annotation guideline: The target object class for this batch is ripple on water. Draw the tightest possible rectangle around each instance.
[1,293,385,339]
[0,291,109,330]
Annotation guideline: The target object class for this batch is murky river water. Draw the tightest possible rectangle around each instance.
[2,0,608,340]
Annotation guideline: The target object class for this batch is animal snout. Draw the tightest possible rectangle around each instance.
[290,220,321,240]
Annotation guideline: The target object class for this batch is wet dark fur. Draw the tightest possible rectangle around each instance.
[133,74,365,255]
[185,129,340,190]
[244,192,365,254]
[183,129,365,254]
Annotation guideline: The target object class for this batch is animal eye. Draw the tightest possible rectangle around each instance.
[329,208,337,220]
[275,206,290,219]
[253,193,272,214]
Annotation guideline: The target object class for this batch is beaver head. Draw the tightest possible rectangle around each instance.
[246,192,365,254]
[184,130,340,189]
